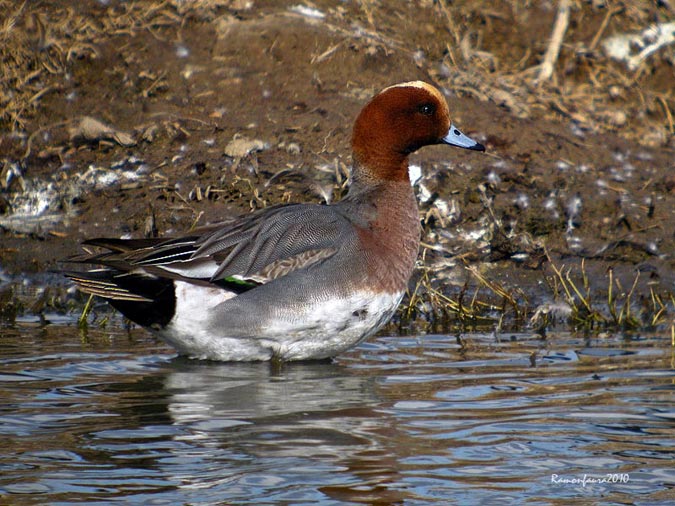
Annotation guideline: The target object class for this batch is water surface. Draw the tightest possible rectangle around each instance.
[1,321,673,505]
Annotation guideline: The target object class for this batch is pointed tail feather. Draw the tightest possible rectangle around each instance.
[63,268,176,328]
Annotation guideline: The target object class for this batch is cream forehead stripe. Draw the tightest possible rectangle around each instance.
[380,81,448,113]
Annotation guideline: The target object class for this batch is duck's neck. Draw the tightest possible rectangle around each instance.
[351,146,410,184]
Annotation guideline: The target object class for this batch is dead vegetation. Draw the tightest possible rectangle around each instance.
[431,0,675,147]
[0,0,178,132]
[399,250,674,337]
[2,1,674,147]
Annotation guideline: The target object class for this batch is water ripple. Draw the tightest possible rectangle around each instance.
[0,325,672,505]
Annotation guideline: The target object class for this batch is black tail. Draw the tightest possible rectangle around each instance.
[64,269,176,328]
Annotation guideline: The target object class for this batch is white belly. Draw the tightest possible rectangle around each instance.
[157,283,403,361]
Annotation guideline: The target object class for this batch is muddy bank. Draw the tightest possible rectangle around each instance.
[1,0,674,327]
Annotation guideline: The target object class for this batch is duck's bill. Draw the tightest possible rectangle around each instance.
[442,124,485,152]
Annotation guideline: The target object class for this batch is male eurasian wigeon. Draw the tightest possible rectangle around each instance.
[66,81,485,361]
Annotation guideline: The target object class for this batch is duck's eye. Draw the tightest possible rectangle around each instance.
[418,103,435,116]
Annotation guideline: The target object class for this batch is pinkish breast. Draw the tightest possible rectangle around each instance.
[355,182,421,293]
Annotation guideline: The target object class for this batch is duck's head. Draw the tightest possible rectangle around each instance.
[351,81,485,182]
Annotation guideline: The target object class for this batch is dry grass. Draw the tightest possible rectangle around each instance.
[430,0,675,147]
[2,1,673,147]
[402,246,532,334]
[0,0,179,132]
[399,243,674,336]
[536,250,673,333]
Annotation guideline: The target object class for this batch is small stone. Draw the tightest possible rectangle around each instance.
[224,136,267,158]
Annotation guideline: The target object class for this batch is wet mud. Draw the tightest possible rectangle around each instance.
[1,0,674,328]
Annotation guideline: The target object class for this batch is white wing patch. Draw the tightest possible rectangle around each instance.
[159,259,220,279]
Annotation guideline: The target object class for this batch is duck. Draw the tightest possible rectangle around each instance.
[65,81,485,361]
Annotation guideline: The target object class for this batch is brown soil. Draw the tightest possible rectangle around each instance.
[1,0,674,324]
